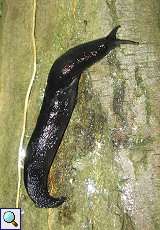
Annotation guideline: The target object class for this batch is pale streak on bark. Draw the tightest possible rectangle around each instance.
[16,0,37,208]
[72,0,77,18]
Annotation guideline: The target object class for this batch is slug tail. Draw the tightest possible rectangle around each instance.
[24,163,67,208]
[37,195,66,208]
[107,25,139,46]
[25,183,67,208]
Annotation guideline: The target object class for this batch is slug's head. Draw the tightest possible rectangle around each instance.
[48,25,139,90]
[106,25,139,48]
[55,25,139,79]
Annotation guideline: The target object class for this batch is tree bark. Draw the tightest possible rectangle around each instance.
[0,0,160,229]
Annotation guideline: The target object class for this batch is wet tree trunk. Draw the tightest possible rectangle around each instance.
[0,0,160,229]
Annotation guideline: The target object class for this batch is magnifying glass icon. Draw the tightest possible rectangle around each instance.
[3,211,18,227]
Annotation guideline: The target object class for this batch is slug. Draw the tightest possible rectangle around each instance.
[24,25,138,208]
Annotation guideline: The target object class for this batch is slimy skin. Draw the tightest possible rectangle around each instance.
[24,26,138,208]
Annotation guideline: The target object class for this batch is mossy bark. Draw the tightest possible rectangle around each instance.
[0,0,160,229]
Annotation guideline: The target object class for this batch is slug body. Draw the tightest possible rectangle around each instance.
[24,26,138,208]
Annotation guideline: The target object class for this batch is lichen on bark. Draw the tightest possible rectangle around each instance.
[0,0,160,230]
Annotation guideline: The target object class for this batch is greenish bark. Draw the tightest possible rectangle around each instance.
[0,0,160,229]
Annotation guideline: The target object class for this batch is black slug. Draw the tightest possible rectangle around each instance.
[24,25,138,208]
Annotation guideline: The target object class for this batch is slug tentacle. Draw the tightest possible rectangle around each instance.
[106,25,139,46]
[24,26,138,208]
